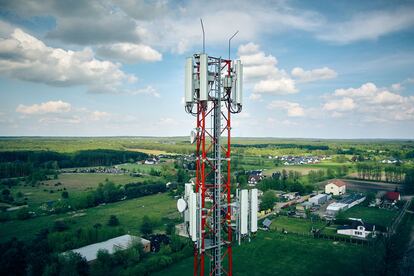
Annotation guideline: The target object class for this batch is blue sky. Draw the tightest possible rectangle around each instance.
[0,0,413,138]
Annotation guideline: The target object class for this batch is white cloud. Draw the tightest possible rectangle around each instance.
[323,97,355,111]
[317,8,414,44]
[129,86,160,98]
[90,111,110,121]
[323,82,414,121]
[249,93,262,101]
[96,43,162,63]
[238,42,297,96]
[253,78,297,95]
[268,100,305,117]
[16,100,71,114]
[0,28,136,92]
[291,67,337,82]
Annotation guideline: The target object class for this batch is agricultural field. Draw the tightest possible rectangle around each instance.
[154,231,384,276]
[0,193,177,243]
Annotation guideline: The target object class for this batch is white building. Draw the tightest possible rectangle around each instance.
[326,202,348,217]
[337,219,375,239]
[325,179,346,196]
[69,234,150,262]
[308,194,328,205]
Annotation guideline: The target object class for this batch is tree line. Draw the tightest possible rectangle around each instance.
[0,150,148,178]
[355,163,405,183]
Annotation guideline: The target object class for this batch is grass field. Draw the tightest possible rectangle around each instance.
[270,216,326,233]
[0,193,177,243]
[8,173,148,209]
[154,231,383,276]
[336,205,398,227]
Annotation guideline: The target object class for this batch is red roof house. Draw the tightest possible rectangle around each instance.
[385,191,401,202]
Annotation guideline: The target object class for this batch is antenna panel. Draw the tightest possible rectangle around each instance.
[185,57,194,103]
[199,53,208,101]
[236,60,243,105]
[250,189,258,232]
[240,189,248,235]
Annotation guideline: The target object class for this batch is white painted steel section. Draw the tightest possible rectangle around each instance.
[185,57,194,103]
[240,189,248,235]
[250,189,258,232]
[199,53,208,101]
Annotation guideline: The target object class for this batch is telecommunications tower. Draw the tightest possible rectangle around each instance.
[177,21,258,276]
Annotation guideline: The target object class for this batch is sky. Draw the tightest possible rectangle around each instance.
[0,0,414,138]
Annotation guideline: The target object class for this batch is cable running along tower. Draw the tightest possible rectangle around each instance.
[177,21,258,276]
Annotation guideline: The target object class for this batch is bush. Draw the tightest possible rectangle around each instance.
[16,207,31,220]
[107,215,120,226]
[140,216,153,236]
[53,220,69,232]
[61,191,69,199]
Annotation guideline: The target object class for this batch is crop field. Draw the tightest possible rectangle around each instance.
[0,193,177,243]
[270,216,326,233]
[154,231,383,276]
[336,205,399,227]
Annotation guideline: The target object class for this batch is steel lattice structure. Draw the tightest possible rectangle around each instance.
[188,55,240,276]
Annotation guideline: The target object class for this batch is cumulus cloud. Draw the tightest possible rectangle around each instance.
[267,100,305,117]
[238,42,297,96]
[96,43,162,63]
[129,86,160,98]
[0,28,136,92]
[323,82,414,121]
[317,7,414,44]
[323,97,355,111]
[16,100,71,114]
[291,67,337,82]
[253,78,297,95]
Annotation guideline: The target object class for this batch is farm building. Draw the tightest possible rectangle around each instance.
[69,234,150,262]
[308,194,328,205]
[337,218,375,239]
[326,194,366,217]
[325,179,346,195]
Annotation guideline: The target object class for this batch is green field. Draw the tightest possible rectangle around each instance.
[154,231,383,276]
[336,205,399,227]
[0,193,177,243]
[270,216,326,233]
[7,173,152,209]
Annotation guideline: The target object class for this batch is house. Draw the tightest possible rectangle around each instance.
[308,194,328,205]
[69,234,150,262]
[384,191,401,202]
[337,218,375,239]
[144,158,159,165]
[325,179,346,195]
[248,174,262,185]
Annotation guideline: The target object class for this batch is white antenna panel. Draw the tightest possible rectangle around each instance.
[189,192,197,241]
[185,57,194,103]
[199,53,208,101]
[240,189,248,235]
[236,60,243,105]
[190,130,197,144]
[231,72,237,106]
[250,189,258,232]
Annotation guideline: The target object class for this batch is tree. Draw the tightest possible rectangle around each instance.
[260,191,276,211]
[107,215,120,226]
[140,215,153,236]
[61,191,69,199]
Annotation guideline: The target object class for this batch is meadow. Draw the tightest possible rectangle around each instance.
[336,205,399,228]
[154,230,384,276]
[0,193,177,243]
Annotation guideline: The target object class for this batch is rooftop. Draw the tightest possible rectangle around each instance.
[328,179,346,187]
[69,234,149,262]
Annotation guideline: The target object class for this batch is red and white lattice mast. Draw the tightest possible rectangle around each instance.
[176,23,258,276]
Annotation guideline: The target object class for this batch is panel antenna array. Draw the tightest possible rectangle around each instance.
[177,25,258,276]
